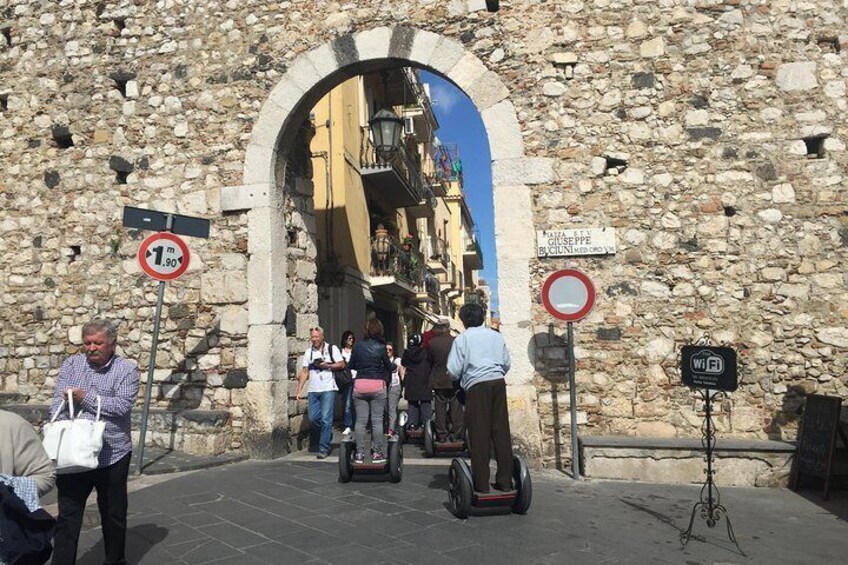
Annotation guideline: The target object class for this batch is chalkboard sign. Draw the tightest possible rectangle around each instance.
[791,394,842,500]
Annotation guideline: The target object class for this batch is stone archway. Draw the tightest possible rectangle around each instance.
[220,26,553,460]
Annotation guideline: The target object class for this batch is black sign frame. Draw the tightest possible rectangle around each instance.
[122,206,210,239]
[681,345,738,392]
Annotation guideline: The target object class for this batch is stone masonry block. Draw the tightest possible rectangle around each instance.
[242,143,277,186]
[493,184,534,260]
[498,259,532,324]
[465,69,510,112]
[284,55,324,97]
[304,43,340,81]
[249,99,287,150]
[492,157,557,186]
[427,36,465,76]
[482,100,524,161]
[220,183,273,212]
[354,27,391,62]
[247,206,286,254]
[247,250,287,325]
[408,29,441,68]
[268,76,306,118]
[247,324,288,383]
[446,52,488,99]
[201,271,247,304]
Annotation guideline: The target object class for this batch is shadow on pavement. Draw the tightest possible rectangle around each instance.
[77,523,168,565]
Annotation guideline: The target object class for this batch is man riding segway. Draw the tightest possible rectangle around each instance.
[446,304,531,517]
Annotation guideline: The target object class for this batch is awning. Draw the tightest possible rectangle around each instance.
[406,305,464,335]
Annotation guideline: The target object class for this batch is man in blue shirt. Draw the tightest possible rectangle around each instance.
[447,304,513,493]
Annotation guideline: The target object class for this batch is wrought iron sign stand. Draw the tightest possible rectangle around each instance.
[679,337,743,554]
[681,388,741,552]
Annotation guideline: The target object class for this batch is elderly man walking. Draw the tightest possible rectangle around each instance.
[50,319,139,565]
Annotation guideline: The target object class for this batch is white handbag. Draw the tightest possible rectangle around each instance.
[42,390,105,474]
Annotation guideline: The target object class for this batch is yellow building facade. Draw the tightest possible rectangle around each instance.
[307,70,486,348]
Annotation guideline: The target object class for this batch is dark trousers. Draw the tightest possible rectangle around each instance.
[53,452,131,565]
[434,388,465,440]
[466,379,513,493]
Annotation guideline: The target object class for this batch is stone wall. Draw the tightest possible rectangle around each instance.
[1,1,847,467]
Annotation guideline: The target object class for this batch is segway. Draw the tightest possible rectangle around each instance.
[339,433,403,483]
[423,419,467,457]
[397,410,425,444]
[448,455,532,519]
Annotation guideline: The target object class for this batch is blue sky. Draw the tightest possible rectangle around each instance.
[422,71,499,314]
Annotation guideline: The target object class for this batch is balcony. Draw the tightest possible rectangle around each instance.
[406,180,437,219]
[463,238,484,270]
[370,238,423,297]
[360,128,425,209]
[440,259,460,294]
[413,269,441,305]
[426,237,449,275]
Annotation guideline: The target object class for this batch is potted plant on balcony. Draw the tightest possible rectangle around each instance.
[401,233,415,252]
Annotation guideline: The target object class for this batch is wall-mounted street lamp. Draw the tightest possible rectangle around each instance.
[368,107,404,158]
[368,70,404,159]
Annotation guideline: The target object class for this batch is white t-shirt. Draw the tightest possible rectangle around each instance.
[341,348,357,380]
[390,357,402,387]
[301,343,342,393]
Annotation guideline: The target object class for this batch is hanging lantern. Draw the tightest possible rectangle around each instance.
[368,108,404,159]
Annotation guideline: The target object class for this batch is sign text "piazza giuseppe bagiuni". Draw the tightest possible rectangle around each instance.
[536,228,617,258]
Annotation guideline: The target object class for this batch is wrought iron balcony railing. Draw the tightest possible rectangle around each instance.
[370,237,424,287]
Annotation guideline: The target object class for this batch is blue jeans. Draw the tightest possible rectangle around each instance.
[308,391,336,454]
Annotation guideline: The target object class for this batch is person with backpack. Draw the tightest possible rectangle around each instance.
[295,326,345,459]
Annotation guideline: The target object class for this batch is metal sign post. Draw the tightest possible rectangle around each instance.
[680,340,741,553]
[136,215,174,476]
[541,269,596,480]
[566,321,578,481]
[123,206,209,475]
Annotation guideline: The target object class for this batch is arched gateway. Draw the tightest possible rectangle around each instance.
[220,27,547,460]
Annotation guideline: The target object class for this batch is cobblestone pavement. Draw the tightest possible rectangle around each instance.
[68,445,848,565]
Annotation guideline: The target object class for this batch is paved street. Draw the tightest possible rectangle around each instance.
[68,444,848,565]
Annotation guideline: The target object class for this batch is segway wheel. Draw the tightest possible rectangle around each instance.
[424,419,435,457]
[388,440,403,483]
[448,458,472,519]
[511,455,532,514]
[338,441,353,483]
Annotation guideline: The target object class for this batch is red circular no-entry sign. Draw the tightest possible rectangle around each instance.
[137,232,191,281]
[541,269,596,322]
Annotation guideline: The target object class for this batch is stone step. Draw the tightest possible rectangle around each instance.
[3,404,233,457]
[580,435,798,488]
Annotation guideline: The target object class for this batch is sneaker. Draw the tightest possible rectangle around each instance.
[342,427,352,437]
[354,451,365,464]
[317,451,328,460]
[371,451,387,464]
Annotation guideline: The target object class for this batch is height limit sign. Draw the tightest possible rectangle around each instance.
[137,232,190,281]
